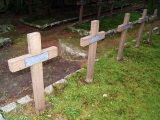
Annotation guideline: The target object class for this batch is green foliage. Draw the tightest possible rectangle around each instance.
[74,12,141,31]
[5,32,160,119]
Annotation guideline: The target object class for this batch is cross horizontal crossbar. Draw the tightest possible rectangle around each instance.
[138,17,148,23]
[8,46,58,72]
[149,15,157,22]
[80,31,105,47]
[117,23,132,32]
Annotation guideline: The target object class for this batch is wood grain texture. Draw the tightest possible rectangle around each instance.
[117,13,130,61]
[136,9,147,48]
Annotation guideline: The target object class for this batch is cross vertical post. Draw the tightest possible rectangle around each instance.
[109,0,115,17]
[157,25,160,35]
[121,0,125,13]
[27,33,45,114]
[77,0,87,22]
[8,32,58,114]
[97,0,102,20]
[29,0,32,16]
[136,9,147,48]
[147,9,158,43]
[80,20,105,83]
[117,13,130,61]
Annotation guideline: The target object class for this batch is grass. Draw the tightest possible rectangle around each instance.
[3,31,160,119]
[74,12,142,31]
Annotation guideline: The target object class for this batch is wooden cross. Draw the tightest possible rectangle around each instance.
[147,9,158,43]
[117,13,131,61]
[77,0,87,22]
[8,32,58,114]
[80,20,105,83]
[97,0,103,20]
[108,0,115,17]
[135,9,148,48]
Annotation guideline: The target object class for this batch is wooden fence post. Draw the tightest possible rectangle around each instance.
[80,20,105,83]
[117,13,131,61]
[147,9,158,43]
[135,9,148,48]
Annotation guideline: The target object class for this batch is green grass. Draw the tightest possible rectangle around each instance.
[3,31,160,119]
[74,12,142,31]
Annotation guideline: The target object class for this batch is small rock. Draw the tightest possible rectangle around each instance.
[44,85,54,95]
[53,79,67,90]
[17,95,33,105]
[0,38,12,48]
[0,114,5,120]
[103,94,108,98]
[53,79,67,86]
[0,102,16,113]
[47,115,52,117]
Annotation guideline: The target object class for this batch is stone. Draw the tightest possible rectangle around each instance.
[53,79,68,90]
[44,85,54,95]
[17,95,33,105]
[0,38,12,48]
[59,39,87,61]
[103,94,108,98]
[0,25,12,34]
[0,114,5,120]
[0,102,16,113]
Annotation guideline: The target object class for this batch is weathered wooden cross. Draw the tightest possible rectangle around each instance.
[8,32,58,114]
[80,20,105,83]
[117,13,131,61]
[108,0,115,17]
[77,0,87,22]
[97,0,103,20]
[135,9,148,48]
[147,9,158,43]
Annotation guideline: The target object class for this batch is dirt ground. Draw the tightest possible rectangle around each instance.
[0,3,149,106]
[0,14,83,105]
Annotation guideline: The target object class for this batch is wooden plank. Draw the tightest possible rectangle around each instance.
[80,31,105,47]
[8,46,58,72]
[117,13,130,61]
[27,32,45,114]
[136,9,147,48]
[117,24,132,32]
[86,20,99,83]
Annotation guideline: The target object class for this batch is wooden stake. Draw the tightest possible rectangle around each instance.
[135,9,147,48]
[8,32,58,114]
[80,20,105,83]
[147,9,158,43]
[117,13,130,61]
